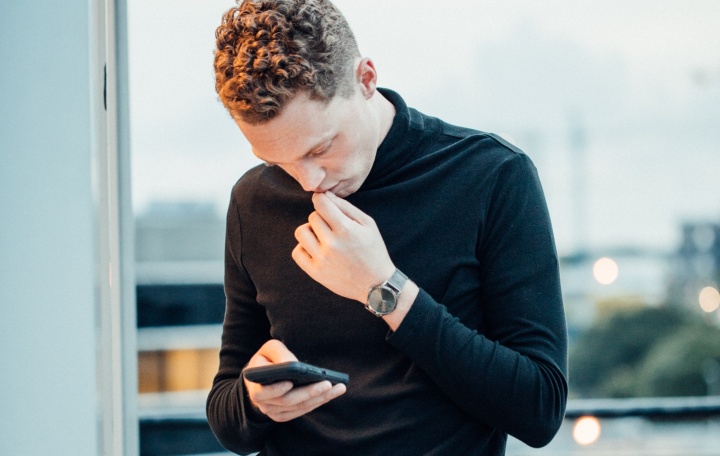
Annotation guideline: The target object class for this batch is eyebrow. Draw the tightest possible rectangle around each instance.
[305,140,330,156]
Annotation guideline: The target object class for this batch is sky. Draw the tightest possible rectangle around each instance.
[128,0,720,256]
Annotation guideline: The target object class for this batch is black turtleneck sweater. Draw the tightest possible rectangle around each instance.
[207,89,568,455]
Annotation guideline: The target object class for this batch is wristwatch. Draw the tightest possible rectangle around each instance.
[366,269,408,317]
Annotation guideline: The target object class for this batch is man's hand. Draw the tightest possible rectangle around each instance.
[292,192,396,303]
[243,340,346,422]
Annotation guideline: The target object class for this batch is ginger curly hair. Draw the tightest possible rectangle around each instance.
[214,0,361,124]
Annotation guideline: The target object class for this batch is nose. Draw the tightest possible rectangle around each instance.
[294,162,326,192]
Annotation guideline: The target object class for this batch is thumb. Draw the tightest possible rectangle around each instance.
[258,339,299,364]
[324,191,372,225]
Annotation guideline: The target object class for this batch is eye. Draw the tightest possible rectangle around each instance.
[311,141,332,157]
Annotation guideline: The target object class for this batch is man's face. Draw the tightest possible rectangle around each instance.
[235,88,378,198]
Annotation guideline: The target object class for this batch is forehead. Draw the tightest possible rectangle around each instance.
[236,93,346,163]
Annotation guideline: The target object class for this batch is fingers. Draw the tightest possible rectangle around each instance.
[294,222,320,258]
[255,381,347,422]
[312,192,372,230]
[243,340,347,422]
[256,339,299,365]
[291,243,313,276]
[308,210,332,240]
[294,211,333,258]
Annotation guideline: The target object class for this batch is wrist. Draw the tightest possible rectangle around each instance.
[365,268,407,316]
[356,265,396,304]
[381,279,418,331]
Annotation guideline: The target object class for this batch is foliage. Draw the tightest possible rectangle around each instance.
[569,305,720,398]
[634,325,720,397]
[569,306,688,397]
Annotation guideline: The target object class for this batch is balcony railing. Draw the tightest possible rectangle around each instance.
[138,394,720,456]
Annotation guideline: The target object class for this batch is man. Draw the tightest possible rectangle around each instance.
[207,1,568,454]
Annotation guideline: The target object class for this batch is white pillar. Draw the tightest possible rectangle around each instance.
[0,1,137,455]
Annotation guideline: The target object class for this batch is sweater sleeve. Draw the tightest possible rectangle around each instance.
[387,153,568,448]
[206,195,275,455]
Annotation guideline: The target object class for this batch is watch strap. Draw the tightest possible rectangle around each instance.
[385,268,408,294]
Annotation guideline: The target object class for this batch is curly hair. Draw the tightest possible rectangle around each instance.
[214,0,361,124]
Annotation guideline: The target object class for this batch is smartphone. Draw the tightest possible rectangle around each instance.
[243,361,349,387]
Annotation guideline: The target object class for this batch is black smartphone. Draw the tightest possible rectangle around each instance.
[243,361,349,387]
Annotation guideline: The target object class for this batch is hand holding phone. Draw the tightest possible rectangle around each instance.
[241,340,347,422]
[243,361,349,387]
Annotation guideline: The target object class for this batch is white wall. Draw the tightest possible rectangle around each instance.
[0,1,133,454]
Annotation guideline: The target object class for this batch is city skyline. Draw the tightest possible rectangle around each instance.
[128,0,720,255]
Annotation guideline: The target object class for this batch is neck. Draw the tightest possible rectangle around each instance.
[371,90,397,150]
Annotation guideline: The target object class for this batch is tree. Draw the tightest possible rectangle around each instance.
[634,324,720,397]
[569,305,698,398]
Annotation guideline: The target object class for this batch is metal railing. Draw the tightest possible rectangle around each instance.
[565,395,720,419]
[138,395,720,456]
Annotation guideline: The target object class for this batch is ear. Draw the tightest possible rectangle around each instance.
[355,57,378,100]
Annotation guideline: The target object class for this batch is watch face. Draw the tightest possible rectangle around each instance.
[369,286,397,314]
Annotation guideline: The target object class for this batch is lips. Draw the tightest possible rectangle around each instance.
[320,182,342,194]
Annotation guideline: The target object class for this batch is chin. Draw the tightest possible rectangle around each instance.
[332,183,357,198]
[332,189,351,198]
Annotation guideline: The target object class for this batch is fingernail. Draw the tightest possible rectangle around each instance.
[333,384,347,396]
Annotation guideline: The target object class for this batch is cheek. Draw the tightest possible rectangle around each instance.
[324,130,373,178]
[337,148,365,176]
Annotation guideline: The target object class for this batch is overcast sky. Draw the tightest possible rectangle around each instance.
[128,0,720,255]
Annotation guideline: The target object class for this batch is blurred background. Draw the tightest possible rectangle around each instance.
[128,0,720,454]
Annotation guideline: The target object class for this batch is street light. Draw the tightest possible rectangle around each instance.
[593,257,619,285]
[699,286,720,313]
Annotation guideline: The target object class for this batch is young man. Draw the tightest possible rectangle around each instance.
[207,1,568,454]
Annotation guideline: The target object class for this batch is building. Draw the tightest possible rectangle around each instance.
[668,221,720,318]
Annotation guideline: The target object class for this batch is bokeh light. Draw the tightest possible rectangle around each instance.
[699,286,720,313]
[593,257,619,285]
[573,416,601,446]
